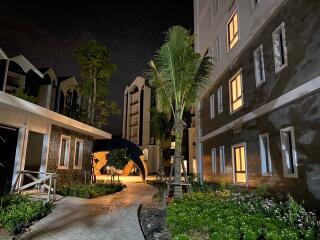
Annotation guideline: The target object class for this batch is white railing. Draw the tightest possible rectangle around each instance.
[11,170,57,202]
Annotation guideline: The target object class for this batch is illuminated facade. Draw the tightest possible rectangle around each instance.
[194,0,320,207]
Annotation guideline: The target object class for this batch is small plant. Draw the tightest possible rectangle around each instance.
[57,183,123,198]
[0,194,53,234]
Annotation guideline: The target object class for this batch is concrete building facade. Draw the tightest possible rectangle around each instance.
[194,0,320,207]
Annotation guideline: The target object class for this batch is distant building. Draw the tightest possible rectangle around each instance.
[122,76,197,176]
[122,76,159,174]
[194,0,320,207]
[0,48,111,195]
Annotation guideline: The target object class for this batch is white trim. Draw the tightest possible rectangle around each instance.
[58,135,71,169]
[73,138,84,169]
[0,48,8,60]
[231,142,248,186]
[0,91,111,139]
[201,75,320,142]
[219,146,225,174]
[254,44,266,87]
[259,133,272,176]
[272,22,288,73]
[211,148,217,173]
[280,126,298,178]
[229,69,244,114]
[39,124,51,179]
[210,93,215,119]
[217,86,223,114]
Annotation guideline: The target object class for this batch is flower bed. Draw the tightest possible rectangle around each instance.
[167,186,320,240]
[57,183,123,199]
[0,194,53,235]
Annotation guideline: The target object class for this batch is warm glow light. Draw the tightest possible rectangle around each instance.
[171,141,175,149]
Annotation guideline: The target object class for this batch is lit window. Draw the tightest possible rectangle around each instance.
[210,94,215,119]
[280,127,298,178]
[259,133,272,175]
[227,10,239,50]
[219,146,225,173]
[58,135,71,169]
[74,139,83,169]
[254,45,266,87]
[217,86,223,114]
[272,22,288,73]
[229,71,243,113]
[232,143,247,183]
[211,148,217,173]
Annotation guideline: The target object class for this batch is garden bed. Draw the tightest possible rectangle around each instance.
[0,194,53,236]
[167,184,320,240]
[56,183,123,199]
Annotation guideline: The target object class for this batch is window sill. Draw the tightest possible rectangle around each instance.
[58,166,69,170]
[275,63,288,74]
[73,166,82,170]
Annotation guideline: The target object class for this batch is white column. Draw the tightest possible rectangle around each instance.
[195,101,203,184]
[11,126,29,188]
[39,123,51,178]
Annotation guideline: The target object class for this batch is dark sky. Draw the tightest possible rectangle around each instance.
[0,1,193,136]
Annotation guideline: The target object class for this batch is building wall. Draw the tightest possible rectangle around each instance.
[198,0,320,207]
[47,125,93,185]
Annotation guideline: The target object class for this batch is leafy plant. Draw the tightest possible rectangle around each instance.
[147,26,213,198]
[0,194,53,234]
[107,148,130,170]
[57,183,123,199]
[166,189,320,240]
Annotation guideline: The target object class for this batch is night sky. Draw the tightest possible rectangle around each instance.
[0,1,193,136]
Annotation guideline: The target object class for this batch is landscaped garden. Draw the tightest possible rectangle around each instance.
[166,183,320,240]
[0,194,53,235]
[57,182,123,199]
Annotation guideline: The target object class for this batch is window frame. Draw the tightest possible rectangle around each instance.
[211,148,217,173]
[217,86,223,114]
[210,93,215,119]
[280,126,298,178]
[73,138,84,169]
[219,146,225,174]
[272,22,288,73]
[259,133,272,176]
[58,135,71,169]
[215,36,221,61]
[254,44,266,87]
[227,9,240,51]
[229,69,244,114]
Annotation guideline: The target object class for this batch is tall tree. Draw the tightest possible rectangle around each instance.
[74,40,120,127]
[148,26,213,198]
[150,107,172,179]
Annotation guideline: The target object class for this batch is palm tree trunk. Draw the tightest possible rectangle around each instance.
[173,110,184,198]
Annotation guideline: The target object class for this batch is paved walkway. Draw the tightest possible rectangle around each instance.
[20,182,158,240]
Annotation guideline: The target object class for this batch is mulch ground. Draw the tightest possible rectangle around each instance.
[139,184,171,240]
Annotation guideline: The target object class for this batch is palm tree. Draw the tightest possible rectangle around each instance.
[148,26,213,198]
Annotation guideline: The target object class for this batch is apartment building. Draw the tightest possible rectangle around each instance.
[0,49,111,195]
[122,76,159,174]
[194,0,320,206]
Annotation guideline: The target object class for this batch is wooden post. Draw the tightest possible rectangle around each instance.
[47,175,52,202]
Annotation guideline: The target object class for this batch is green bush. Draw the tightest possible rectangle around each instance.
[167,189,320,240]
[0,194,53,234]
[57,183,123,198]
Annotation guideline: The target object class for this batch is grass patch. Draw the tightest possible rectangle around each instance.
[0,194,53,235]
[167,185,320,240]
[57,183,123,199]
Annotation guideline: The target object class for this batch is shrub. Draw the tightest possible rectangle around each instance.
[0,194,53,234]
[167,190,320,240]
[57,183,123,198]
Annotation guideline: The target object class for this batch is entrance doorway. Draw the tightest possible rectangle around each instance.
[0,125,18,195]
[232,143,247,183]
[24,131,44,172]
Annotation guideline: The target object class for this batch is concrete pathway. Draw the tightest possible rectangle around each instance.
[20,182,158,240]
